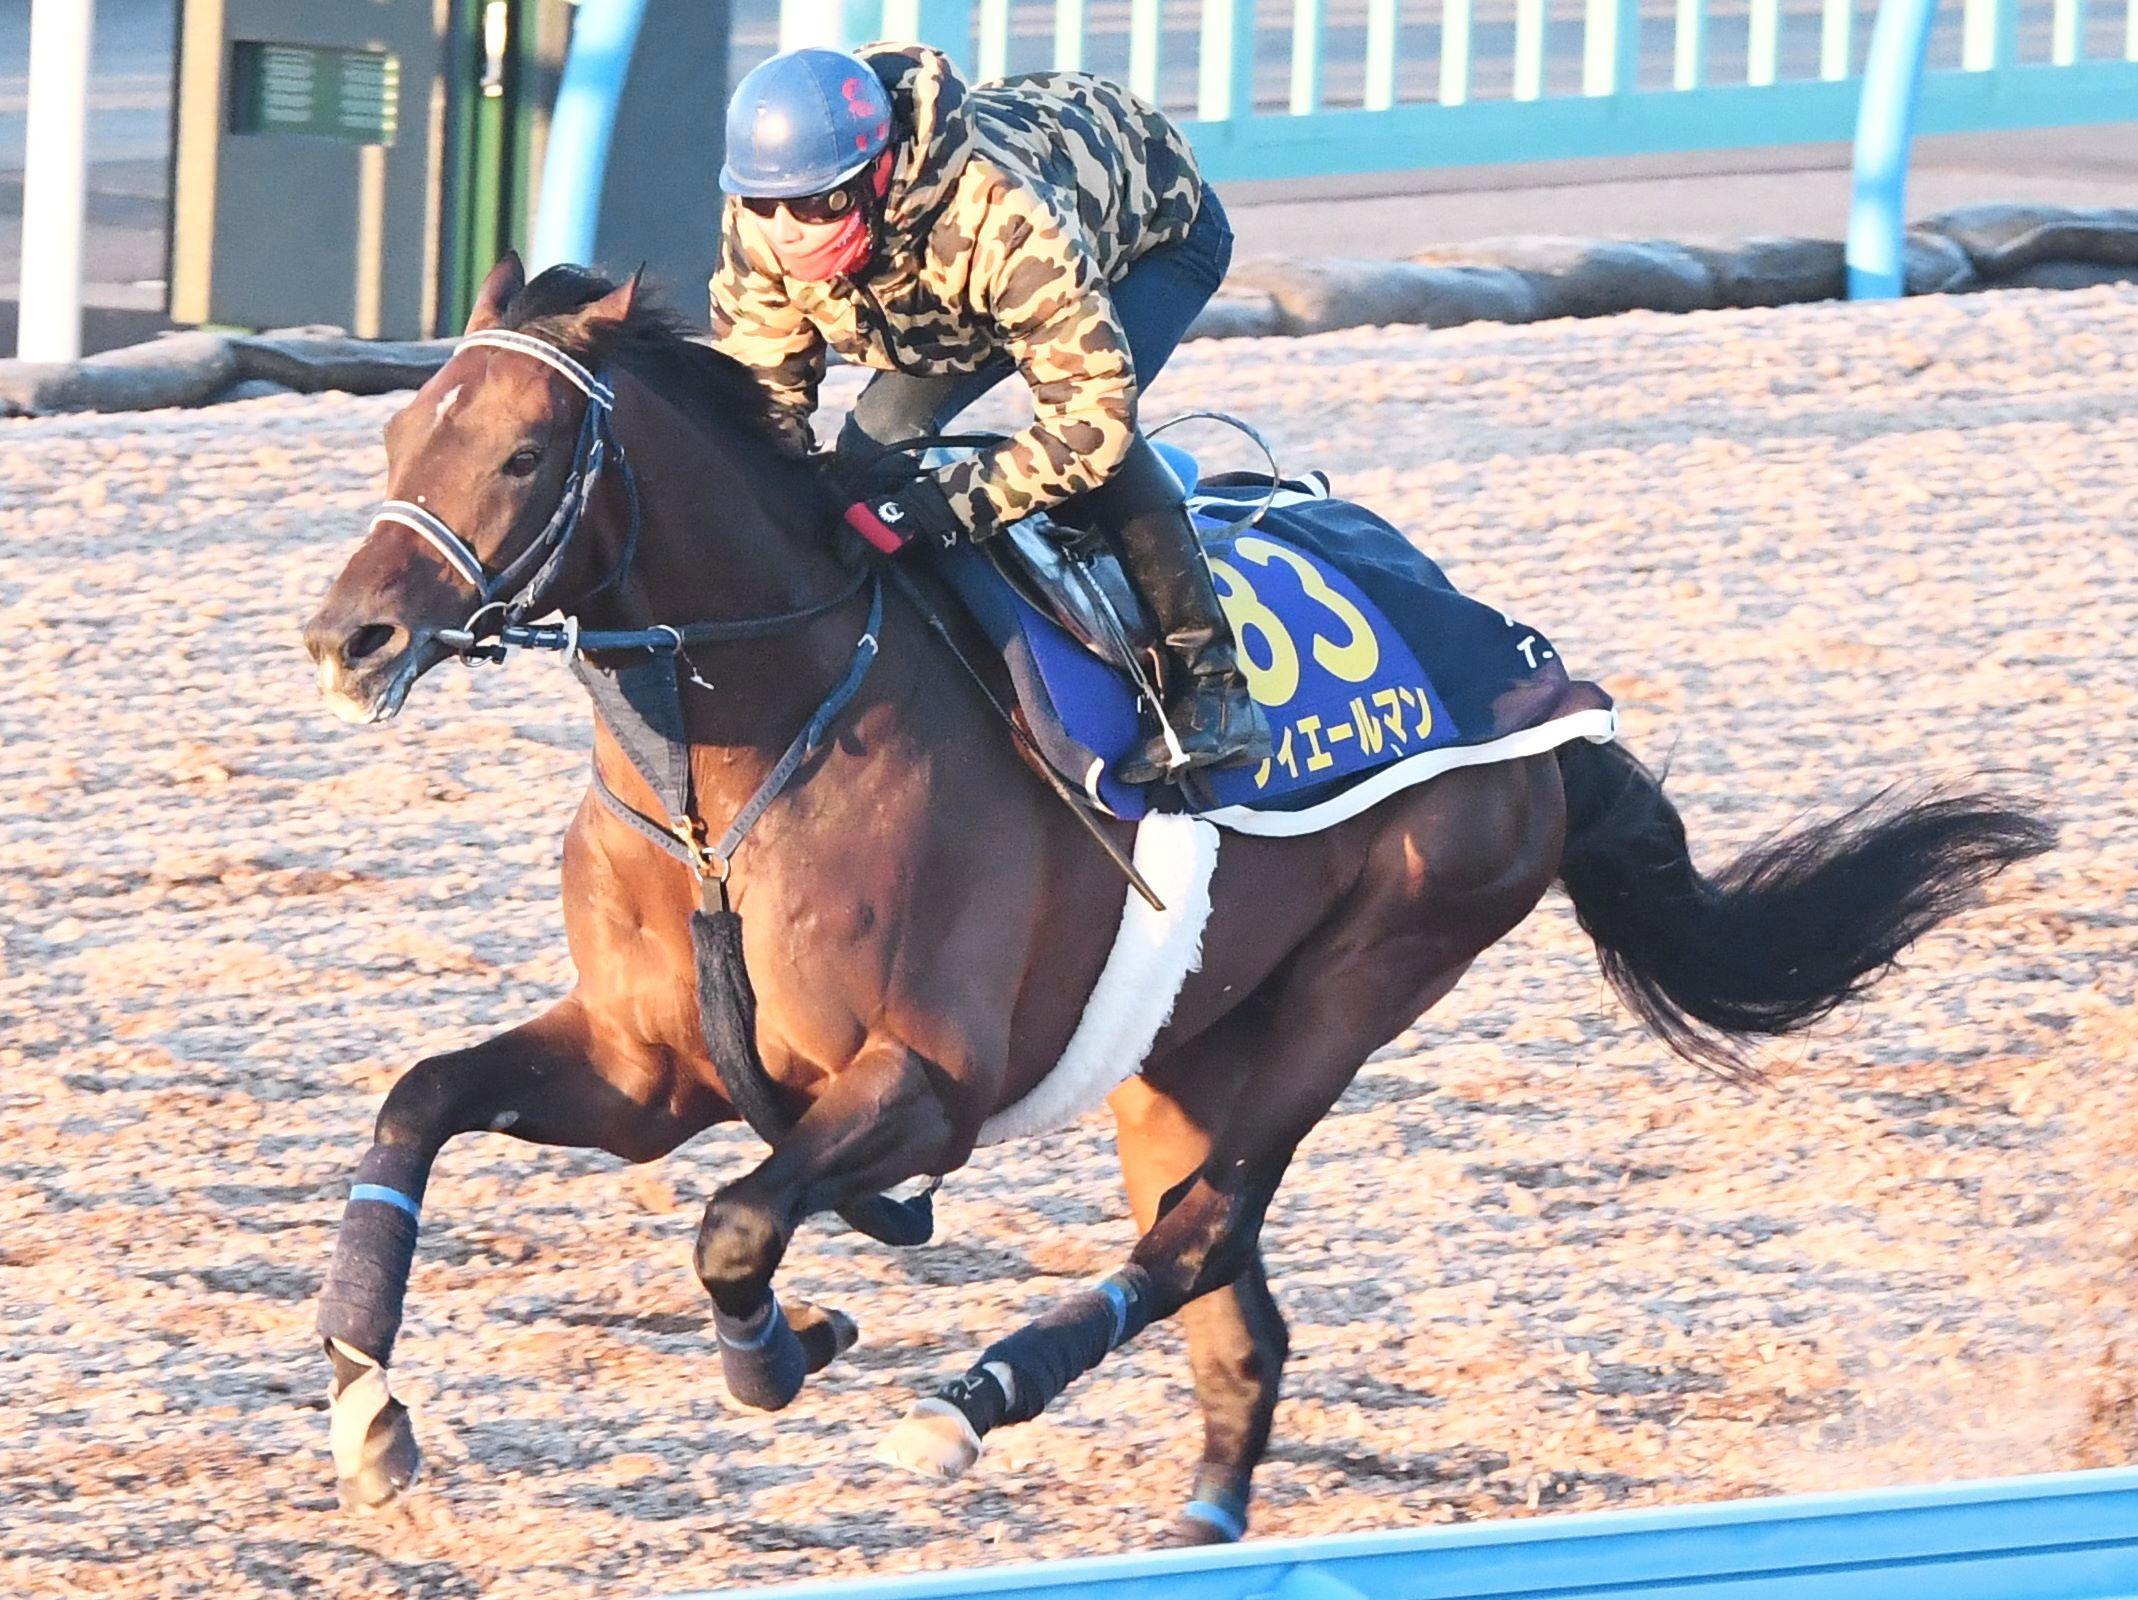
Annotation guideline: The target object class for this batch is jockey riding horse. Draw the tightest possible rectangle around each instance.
[708,42,1271,786]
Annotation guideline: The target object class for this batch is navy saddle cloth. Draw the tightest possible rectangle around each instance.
[929,453,1616,828]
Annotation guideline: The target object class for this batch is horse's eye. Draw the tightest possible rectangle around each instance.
[503,446,543,478]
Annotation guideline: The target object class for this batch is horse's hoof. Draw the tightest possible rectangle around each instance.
[787,1300,859,1374]
[335,1397,422,1511]
[1164,1510,1242,1547]
[330,1361,422,1511]
[877,1398,983,1481]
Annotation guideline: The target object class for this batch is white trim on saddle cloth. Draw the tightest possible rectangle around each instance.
[975,811,1220,1146]
[969,709,1613,1143]
[1203,706,1621,839]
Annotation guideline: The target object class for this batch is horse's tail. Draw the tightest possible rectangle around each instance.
[1552,737,2053,1075]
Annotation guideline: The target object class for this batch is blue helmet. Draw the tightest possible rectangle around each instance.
[721,48,895,199]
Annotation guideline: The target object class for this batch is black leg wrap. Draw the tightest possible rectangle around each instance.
[976,1266,1155,1426]
[1182,1464,1251,1542]
[714,1294,808,1412]
[317,1143,429,1364]
[933,1368,1010,1435]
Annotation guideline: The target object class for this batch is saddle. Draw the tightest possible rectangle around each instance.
[916,446,1621,831]
[985,441,1333,679]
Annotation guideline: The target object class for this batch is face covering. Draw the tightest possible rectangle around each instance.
[771,210,873,282]
[763,153,894,283]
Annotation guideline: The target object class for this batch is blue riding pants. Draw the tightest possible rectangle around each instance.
[838,186,1234,459]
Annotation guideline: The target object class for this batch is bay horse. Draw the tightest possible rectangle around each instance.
[300,257,2051,1537]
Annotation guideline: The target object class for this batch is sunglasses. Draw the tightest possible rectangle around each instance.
[741,184,857,224]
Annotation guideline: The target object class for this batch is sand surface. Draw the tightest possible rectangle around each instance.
[2,286,2133,1598]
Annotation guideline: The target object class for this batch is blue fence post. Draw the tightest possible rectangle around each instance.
[528,0,650,273]
[1847,0,1940,298]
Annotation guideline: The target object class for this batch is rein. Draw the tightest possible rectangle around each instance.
[449,565,870,663]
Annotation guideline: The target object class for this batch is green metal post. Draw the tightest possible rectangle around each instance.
[1441,0,1474,103]
[1675,0,1708,86]
[1514,0,1546,98]
[1365,0,1399,108]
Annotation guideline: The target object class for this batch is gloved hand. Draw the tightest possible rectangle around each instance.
[843,474,964,555]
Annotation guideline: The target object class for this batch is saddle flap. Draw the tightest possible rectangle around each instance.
[985,519,1157,675]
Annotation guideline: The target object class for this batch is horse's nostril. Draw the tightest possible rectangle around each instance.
[343,624,400,667]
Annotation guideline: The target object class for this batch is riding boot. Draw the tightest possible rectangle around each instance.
[1099,441,1272,786]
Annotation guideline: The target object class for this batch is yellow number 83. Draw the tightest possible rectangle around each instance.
[1206,555,1300,708]
[1206,539,1382,711]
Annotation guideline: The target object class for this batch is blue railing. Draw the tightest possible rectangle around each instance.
[665,1466,2138,1600]
[1847,0,1944,296]
[775,0,2138,184]
[529,0,651,274]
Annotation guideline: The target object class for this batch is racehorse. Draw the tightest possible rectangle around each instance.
[300,256,2052,1537]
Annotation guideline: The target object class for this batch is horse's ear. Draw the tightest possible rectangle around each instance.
[576,266,644,332]
[465,252,526,334]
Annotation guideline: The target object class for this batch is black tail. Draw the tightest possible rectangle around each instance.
[1554,739,2054,1076]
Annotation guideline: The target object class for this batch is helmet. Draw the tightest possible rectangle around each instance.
[721,48,895,199]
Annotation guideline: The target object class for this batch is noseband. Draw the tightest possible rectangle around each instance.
[368,329,628,645]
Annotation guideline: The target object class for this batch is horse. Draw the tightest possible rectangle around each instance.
[300,255,2052,1537]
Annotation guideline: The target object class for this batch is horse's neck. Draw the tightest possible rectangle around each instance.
[578,394,889,791]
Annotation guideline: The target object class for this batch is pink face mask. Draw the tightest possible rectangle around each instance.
[767,210,873,282]
[755,152,894,283]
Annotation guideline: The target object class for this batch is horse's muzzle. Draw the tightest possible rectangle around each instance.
[302,609,436,725]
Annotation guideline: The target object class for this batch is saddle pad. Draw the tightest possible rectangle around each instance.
[931,475,1617,835]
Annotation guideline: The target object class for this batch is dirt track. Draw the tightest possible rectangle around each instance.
[2,286,2134,1599]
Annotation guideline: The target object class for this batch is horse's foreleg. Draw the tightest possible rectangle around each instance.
[318,998,707,1508]
[693,1039,959,1411]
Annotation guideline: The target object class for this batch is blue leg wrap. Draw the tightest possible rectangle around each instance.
[317,1144,428,1364]
[714,1293,807,1412]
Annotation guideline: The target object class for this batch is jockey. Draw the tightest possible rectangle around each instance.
[709,42,1270,786]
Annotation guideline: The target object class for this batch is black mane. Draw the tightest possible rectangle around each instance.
[502,264,791,452]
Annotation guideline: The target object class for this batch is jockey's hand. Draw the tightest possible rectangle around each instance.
[843,476,963,555]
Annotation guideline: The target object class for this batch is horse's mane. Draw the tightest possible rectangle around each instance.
[502,265,793,454]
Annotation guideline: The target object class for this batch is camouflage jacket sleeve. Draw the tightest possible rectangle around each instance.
[708,214,828,454]
[935,186,1138,534]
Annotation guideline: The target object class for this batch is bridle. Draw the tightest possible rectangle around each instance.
[369,329,632,652]
[358,322,928,1246]
[365,326,867,664]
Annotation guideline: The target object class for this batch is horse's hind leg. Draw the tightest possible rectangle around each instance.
[882,757,1565,1507]
[1111,1073,1289,1546]
[317,997,712,1509]
[877,975,1409,1495]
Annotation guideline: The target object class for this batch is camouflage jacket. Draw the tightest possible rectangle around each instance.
[707,42,1206,533]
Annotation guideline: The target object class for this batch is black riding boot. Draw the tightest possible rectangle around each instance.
[1098,440,1272,786]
